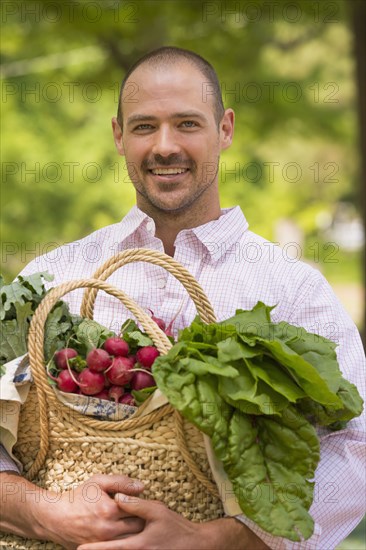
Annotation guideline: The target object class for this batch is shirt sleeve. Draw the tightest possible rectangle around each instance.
[234,272,366,549]
[0,443,21,474]
[234,428,365,549]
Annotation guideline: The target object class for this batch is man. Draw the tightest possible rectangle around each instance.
[0,47,365,549]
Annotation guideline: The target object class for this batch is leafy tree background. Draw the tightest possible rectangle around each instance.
[1,1,365,544]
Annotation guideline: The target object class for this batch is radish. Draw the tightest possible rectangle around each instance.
[109,385,125,402]
[93,389,110,400]
[131,370,155,391]
[47,368,79,393]
[120,393,136,406]
[103,374,112,388]
[54,348,78,369]
[106,356,135,386]
[136,346,159,369]
[148,309,166,332]
[78,368,105,395]
[86,348,112,372]
[103,337,129,357]
[164,300,184,338]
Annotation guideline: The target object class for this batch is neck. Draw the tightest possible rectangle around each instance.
[137,194,221,257]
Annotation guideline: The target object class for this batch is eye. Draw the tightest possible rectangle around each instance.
[181,120,198,128]
[134,123,154,131]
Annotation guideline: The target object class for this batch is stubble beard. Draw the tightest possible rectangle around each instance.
[134,160,220,215]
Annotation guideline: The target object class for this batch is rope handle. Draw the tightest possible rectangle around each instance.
[80,248,217,324]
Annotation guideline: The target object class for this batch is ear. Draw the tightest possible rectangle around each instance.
[219,109,235,151]
[111,117,125,156]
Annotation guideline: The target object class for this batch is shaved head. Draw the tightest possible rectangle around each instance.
[117,46,225,128]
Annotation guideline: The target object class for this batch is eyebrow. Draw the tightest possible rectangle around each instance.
[127,111,207,127]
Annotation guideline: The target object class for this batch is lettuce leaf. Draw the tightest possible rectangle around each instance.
[152,302,363,541]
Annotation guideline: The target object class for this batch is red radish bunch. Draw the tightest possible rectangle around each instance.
[47,328,167,407]
[136,346,160,369]
[86,348,112,372]
[148,308,179,338]
[54,348,78,369]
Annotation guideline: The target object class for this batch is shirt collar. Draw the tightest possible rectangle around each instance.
[178,206,249,262]
[119,205,249,262]
[119,205,151,236]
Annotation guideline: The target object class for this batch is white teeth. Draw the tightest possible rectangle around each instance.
[151,168,187,175]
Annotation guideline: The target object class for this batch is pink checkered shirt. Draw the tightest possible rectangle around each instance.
[3,205,364,549]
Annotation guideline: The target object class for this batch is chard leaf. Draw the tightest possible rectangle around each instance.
[153,300,363,541]
[298,377,364,428]
[273,322,341,393]
[246,355,306,402]
[180,357,238,378]
[178,316,235,345]
[218,365,288,415]
[220,302,274,333]
[217,337,261,361]
[255,337,343,408]
[223,407,318,541]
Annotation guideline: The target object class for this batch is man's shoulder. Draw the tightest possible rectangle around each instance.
[19,218,128,282]
[240,228,318,276]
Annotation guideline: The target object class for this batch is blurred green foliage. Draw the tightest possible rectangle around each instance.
[1,0,362,285]
[0,1,364,543]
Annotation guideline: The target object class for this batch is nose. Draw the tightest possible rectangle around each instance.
[151,125,181,157]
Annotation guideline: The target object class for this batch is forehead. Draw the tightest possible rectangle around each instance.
[121,61,215,120]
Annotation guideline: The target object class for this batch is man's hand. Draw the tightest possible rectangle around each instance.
[76,493,270,550]
[0,473,145,550]
[38,475,145,549]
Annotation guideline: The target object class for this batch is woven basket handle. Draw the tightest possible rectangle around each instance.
[80,248,217,324]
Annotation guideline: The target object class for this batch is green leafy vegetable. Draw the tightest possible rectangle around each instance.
[69,319,114,355]
[132,385,157,406]
[0,272,54,368]
[0,273,113,372]
[153,302,363,541]
[120,319,153,351]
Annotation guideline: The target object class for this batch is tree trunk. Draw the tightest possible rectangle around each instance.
[350,0,366,348]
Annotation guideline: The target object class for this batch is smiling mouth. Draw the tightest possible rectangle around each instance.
[149,168,189,175]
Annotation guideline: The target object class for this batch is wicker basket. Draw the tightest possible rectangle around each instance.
[0,249,224,549]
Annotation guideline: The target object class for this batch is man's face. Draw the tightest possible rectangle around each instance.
[112,61,234,216]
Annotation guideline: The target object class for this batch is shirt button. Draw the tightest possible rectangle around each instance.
[146,220,154,233]
[156,277,167,289]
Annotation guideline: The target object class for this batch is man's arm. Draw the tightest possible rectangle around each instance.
[77,494,270,550]
[0,472,145,550]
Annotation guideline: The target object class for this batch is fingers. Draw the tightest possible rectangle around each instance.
[114,493,164,521]
[76,517,144,550]
[117,516,145,534]
[77,540,129,550]
[86,474,144,496]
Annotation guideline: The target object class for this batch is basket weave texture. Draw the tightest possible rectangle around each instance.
[0,250,225,549]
